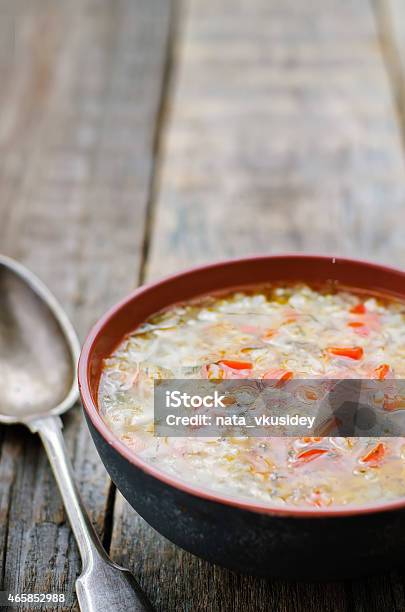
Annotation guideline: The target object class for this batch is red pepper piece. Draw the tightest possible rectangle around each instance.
[360,442,385,464]
[295,448,328,464]
[327,346,364,360]
[218,359,253,370]
[350,303,366,314]
[374,364,390,380]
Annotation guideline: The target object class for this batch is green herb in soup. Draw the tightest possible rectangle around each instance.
[98,284,405,508]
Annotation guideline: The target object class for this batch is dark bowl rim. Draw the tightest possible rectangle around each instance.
[78,253,405,518]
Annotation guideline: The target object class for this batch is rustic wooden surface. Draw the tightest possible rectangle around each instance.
[0,0,171,608]
[1,0,405,610]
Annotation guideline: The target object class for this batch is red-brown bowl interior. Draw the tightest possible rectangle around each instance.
[79,254,405,517]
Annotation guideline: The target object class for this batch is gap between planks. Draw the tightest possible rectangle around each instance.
[139,0,182,286]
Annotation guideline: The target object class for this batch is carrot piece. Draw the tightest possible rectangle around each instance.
[383,395,405,411]
[305,389,318,401]
[348,321,365,328]
[295,448,328,464]
[218,359,253,370]
[262,369,294,386]
[374,364,390,380]
[327,346,364,360]
[262,328,276,340]
[350,303,366,314]
[383,398,398,411]
[360,442,385,464]
[222,395,237,405]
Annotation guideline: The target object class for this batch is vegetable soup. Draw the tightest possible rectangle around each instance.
[99,284,405,507]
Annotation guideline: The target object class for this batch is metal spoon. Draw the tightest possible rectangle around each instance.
[0,255,152,612]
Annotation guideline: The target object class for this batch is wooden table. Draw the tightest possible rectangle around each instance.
[1,0,405,610]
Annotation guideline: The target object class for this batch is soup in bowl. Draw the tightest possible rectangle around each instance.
[79,255,405,578]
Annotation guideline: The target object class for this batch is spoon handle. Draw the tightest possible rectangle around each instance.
[28,415,153,612]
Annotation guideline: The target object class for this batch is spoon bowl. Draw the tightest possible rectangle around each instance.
[0,255,79,423]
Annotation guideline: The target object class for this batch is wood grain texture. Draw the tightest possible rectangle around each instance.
[374,0,405,140]
[144,0,405,279]
[0,0,171,609]
[109,0,405,611]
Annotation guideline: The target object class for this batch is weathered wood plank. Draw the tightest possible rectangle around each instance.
[144,0,405,279]
[374,0,405,137]
[110,0,405,610]
[0,0,171,609]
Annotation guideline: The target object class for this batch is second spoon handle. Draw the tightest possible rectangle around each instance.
[28,414,152,612]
